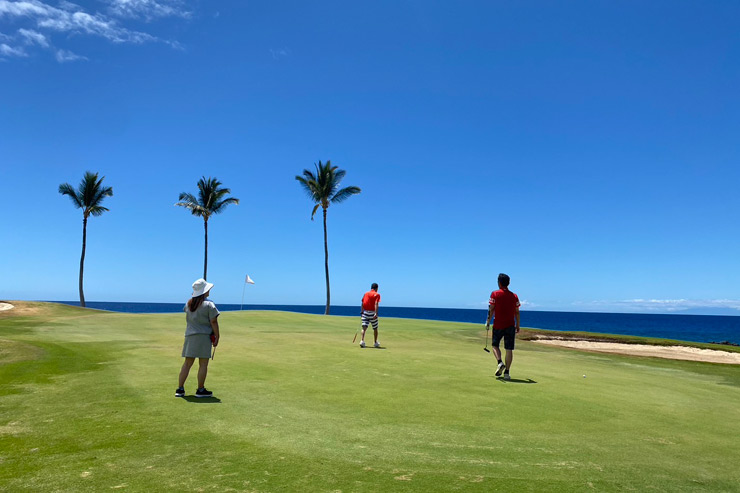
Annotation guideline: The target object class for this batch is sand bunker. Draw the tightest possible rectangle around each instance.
[533,338,740,364]
[0,303,14,312]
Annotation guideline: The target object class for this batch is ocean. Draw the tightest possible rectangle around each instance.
[52,301,740,345]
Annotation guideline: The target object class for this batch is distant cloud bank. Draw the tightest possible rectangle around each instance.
[108,0,191,20]
[461,298,738,315]
[572,299,740,315]
[0,0,190,62]
[270,47,289,60]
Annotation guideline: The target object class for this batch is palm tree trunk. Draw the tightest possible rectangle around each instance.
[323,207,330,315]
[203,219,208,280]
[79,216,87,308]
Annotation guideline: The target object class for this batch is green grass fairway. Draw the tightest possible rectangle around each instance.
[2,302,740,491]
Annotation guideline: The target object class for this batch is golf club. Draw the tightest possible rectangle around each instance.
[352,323,361,344]
[211,346,216,360]
[484,325,490,353]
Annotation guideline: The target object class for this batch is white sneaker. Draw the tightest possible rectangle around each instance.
[374,342,380,348]
[360,341,366,348]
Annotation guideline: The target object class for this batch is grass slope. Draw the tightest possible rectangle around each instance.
[1,302,739,492]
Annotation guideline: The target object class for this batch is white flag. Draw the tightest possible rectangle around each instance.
[245,275,255,284]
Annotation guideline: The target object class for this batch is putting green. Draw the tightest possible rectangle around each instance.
[1,302,739,491]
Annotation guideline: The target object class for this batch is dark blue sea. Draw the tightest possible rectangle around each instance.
[52,301,740,345]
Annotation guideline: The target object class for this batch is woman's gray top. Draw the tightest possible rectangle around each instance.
[184,300,220,336]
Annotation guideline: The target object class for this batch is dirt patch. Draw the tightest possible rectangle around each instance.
[0,301,55,318]
[532,337,740,364]
[0,338,45,364]
[0,422,29,436]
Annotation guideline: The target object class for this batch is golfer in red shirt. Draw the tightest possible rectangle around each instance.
[360,283,381,348]
[485,273,521,380]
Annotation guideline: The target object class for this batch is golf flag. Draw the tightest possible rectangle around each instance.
[241,275,254,311]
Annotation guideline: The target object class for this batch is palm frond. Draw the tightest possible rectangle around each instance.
[177,192,198,204]
[88,206,110,217]
[91,186,113,208]
[310,203,321,220]
[58,183,83,208]
[178,177,238,218]
[59,172,112,214]
[333,168,346,182]
[197,176,217,209]
[210,188,234,207]
[307,162,332,200]
[80,171,100,207]
[211,197,240,214]
[302,169,317,181]
[331,186,362,204]
[176,192,202,216]
[175,201,207,217]
[295,175,322,202]
[296,161,361,208]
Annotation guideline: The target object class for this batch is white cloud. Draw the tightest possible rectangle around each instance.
[18,27,47,46]
[466,299,537,310]
[55,47,85,62]
[572,298,740,314]
[34,7,156,44]
[0,41,25,56]
[270,47,289,60]
[0,0,49,17]
[466,301,488,309]
[58,1,80,10]
[108,0,190,20]
[0,0,189,61]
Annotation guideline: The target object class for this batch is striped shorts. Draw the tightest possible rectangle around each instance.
[361,310,379,329]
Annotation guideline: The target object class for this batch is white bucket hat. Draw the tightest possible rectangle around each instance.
[191,278,214,298]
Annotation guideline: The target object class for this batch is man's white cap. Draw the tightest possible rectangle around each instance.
[191,278,214,297]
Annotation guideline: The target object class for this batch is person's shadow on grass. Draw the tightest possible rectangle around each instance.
[495,377,537,384]
[182,396,222,403]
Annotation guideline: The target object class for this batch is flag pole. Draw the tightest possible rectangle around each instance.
[241,275,254,311]
[241,279,246,311]
[240,274,254,310]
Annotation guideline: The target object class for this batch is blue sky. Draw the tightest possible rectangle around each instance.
[2,1,739,314]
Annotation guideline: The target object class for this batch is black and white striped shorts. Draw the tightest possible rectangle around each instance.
[361,310,379,329]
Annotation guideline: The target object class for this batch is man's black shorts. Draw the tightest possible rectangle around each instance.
[492,326,516,351]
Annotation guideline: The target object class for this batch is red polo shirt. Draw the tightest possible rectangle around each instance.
[362,290,381,311]
[489,288,520,329]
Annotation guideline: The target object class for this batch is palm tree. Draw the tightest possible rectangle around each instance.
[175,176,239,280]
[58,171,114,308]
[296,161,361,315]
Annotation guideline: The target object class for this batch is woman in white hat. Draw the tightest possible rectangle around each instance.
[176,278,220,398]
